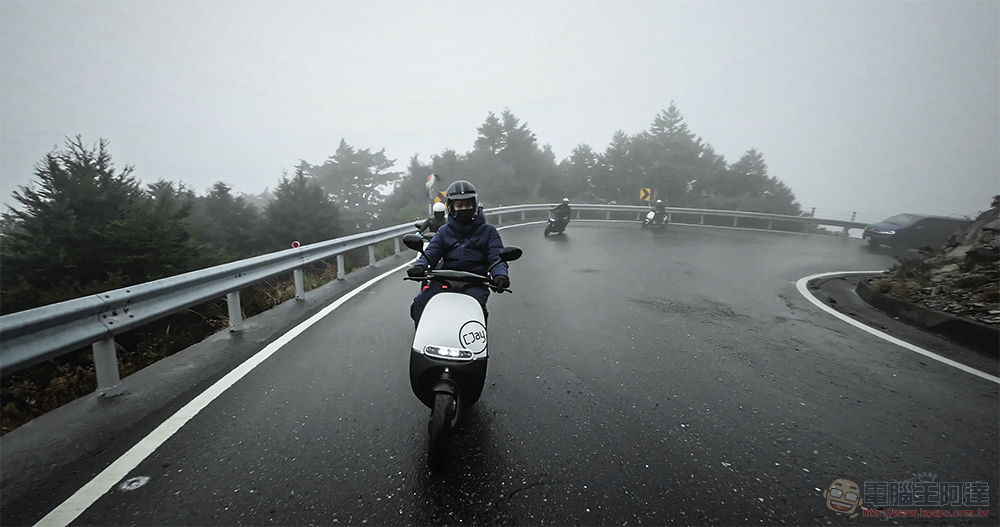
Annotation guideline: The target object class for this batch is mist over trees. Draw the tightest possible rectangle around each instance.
[381,103,802,218]
[0,138,224,315]
[1,103,802,314]
[304,140,401,231]
[262,166,342,250]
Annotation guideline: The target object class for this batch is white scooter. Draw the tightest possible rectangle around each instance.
[401,234,522,470]
[642,209,668,229]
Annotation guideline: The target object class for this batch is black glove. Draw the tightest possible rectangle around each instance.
[491,275,510,291]
[407,265,428,278]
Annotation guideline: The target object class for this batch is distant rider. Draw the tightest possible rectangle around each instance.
[552,197,571,221]
[408,180,510,326]
[416,201,447,234]
[653,199,667,225]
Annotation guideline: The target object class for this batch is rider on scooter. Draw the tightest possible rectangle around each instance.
[415,201,447,234]
[552,198,571,221]
[407,180,510,326]
[653,198,667,225]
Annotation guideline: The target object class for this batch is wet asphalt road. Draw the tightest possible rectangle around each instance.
[9,222,1000,525]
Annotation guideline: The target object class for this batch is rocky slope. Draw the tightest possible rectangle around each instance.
[865,197,999,327]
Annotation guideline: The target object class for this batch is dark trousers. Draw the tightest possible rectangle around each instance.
[410,283,489,328]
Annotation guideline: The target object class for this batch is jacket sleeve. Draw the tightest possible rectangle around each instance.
[417,227,444,268]
[486,226,508,277]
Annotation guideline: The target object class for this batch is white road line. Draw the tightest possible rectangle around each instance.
[35,258,418,527]
[36,222,534,526]
[795,270,999,384]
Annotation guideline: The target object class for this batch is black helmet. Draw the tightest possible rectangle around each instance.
[446,180,479,223]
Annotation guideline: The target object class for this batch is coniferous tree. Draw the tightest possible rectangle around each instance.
[0,137,221,315]
[263,166,342,250]
[191,181,262,258]
[309,140,401,231]
[593,130,633,203]
[560,144,598,199]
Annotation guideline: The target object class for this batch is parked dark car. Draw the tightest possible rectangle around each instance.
[862,213,969,251]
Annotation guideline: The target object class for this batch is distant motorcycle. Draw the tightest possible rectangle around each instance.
[544,212,570,237]
[641,210,668,229]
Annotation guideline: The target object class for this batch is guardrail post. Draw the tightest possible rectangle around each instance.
[767,219,773,230]
[521,211,525,221]
[93,337,123,397]
[294,269,305,300]
[606,211,611,219]
[394,237,400,255]
[700,215,704,225]
[733,216,738,227]
[637,212,641,221]
[497,214,502,224]
[575,210,581,219]
[227,291,243,332]
[337,254,346,280]
[841,212,855,236]
[368,245,377,267]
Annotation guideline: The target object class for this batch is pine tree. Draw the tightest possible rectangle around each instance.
[594,130,633,202]
[198,181,261,258]
[310,139,401,231]
[473,112,504,155]
[0,137,221,315]
[263,166,342,250]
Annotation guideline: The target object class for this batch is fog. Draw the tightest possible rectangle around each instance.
[2,1,997,220]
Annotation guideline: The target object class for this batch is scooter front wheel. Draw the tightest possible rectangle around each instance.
[543,226,551,237]
[428,392,456,470]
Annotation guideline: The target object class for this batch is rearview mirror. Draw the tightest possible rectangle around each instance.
[402,234,424,252]
[500,246,522,262]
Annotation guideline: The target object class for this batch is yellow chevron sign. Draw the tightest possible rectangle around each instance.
[432,191,447,204]
[639,188,652,201]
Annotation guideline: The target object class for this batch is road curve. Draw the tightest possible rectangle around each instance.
[7,222,999,526]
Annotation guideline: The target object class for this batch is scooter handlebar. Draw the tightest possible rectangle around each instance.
[402,271,513,294]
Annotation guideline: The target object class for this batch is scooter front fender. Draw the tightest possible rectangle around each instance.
[432,377,458,396]
[410,350,488,409]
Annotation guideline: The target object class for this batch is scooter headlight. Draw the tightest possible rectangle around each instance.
[424,345,474,361]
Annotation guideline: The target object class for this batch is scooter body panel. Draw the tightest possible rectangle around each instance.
[643,210,667,228]
[410,292,489,409]
[547,213,569,234]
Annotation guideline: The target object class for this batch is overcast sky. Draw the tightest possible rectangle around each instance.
[2,1,997,221]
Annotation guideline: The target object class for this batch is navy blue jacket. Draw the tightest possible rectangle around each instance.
[416,212,508,278]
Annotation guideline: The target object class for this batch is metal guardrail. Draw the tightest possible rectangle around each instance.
[484,203,869,230]
[0,221,417,393]
[0,203,867,395]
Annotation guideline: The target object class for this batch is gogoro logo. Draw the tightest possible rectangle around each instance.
[459,321,487,353]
